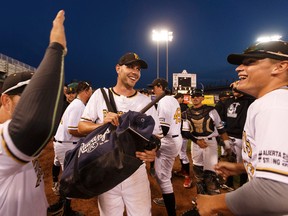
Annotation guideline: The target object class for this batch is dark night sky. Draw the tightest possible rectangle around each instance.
[1,0,288,89]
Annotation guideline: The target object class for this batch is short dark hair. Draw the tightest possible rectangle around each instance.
[76,81,91,94]
[174,93,184,99]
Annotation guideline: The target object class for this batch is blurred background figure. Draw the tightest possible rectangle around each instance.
[220,82,255,189]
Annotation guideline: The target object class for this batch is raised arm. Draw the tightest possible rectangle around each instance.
[8,10,66,157]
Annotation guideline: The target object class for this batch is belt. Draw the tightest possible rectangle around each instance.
[53,138,78,144]
[172,135,179,138]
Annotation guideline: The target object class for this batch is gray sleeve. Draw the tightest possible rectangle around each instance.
[226,178,288,216]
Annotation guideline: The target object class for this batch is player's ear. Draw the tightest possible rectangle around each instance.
[1,94,13,113]
[271,60,288,75]
[115,64,121,74]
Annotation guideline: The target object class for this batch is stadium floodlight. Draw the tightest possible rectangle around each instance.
[256,35,282,42]
[152,30,173,81]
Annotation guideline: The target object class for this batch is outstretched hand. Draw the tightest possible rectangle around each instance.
[214,161,246,180]
[50,10,66,52]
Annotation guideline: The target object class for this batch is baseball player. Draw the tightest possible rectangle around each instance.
[149,78,183,216]
[53,81,92,170]
[181,89,231,195]
[78,52,162,216]
[51,81,92,215]
[173,93,192,188]
[220,82,255,188]
[197,40,288,215]
[0,10,66,216]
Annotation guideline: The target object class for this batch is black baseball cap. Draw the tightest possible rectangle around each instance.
[66,82,78,94]
[191,89,204,97]
[147,78,168,89]
[1,71,34,95]
[219,91,231,98]
[118,52,148,69]
[174,93,184,99]
[227,40,288,65]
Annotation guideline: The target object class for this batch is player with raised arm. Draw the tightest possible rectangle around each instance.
[0,10,66,216]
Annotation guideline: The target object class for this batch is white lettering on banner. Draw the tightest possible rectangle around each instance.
[78,127,111,157]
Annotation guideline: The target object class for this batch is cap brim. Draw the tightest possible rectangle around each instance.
[125,59,148,69]
[191,93,203,97]
[227,52,288,65]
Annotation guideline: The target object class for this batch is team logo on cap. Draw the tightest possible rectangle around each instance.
[134,53,140,60]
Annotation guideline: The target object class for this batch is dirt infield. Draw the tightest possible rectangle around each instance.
[40,141,198,216]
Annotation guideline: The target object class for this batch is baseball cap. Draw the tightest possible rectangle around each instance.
[227,40,288,65]
[66,82,78,94]
[118,52,148,69]
[191,89,204,97]
[147,78,168,89]
[174,93,184,99]
[1,71,34,95]
[219,91,231,98]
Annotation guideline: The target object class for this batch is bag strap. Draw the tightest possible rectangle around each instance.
[100,88,117,113]
[108,88,117,113]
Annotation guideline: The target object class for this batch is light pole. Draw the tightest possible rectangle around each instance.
[152,30,173,81]
[165,31,173,83]
[152,30,160,79]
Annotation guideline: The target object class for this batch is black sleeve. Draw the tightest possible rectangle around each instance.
[8,42,65,157]
[181,131,197,143]
[161,125,169,136]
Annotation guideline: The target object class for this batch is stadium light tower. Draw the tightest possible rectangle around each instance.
[152,30,173,81]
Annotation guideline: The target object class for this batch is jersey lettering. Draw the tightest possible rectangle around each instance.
[173,107,181,124]
[242,130,252,158]
[244,160,255,180]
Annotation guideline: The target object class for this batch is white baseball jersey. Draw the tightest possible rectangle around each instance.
[0,121,48,216]
[242,88,288,184]
[54,98,86,169]
[157,95,182,156]
[80,87,162,216]
[154,95,183,194]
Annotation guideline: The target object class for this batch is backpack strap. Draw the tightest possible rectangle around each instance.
[108,88,117,113]
[100,88,117,113]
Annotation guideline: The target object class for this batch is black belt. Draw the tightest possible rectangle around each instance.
[172,135,179,138]
[53,138,78,144]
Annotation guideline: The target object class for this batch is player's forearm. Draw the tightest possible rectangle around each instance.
[68,129,86,137]
[197,193,233,216]
[226,178,288,215]
[78,121,104,135]
[181,131,197,143]
[9,42,65,157]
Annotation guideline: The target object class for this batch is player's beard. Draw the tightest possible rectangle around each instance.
[122,75,139,90]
